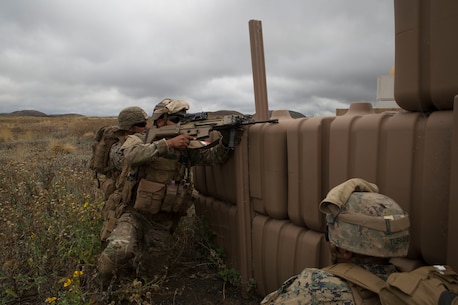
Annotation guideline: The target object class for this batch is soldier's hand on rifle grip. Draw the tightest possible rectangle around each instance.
[166,134,194,150]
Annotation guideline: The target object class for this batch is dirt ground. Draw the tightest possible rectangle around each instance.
[87,214,265,305]
[144,264,263,305]
[88,259,264,305]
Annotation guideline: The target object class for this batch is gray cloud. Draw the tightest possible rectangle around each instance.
[0,0,394,117]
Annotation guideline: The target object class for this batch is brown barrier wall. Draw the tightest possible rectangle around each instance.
[192,102,458,296]
[394,0,458,111]
[190,0,458,296]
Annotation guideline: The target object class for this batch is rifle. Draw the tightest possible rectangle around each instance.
[145,113,278,149]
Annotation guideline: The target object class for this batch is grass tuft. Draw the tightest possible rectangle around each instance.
[48,139,77,154]
[0,127,13,142]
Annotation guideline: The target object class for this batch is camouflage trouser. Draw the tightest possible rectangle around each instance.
[97,211,175,280]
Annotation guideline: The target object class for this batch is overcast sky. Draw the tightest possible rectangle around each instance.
[0,0,394,117]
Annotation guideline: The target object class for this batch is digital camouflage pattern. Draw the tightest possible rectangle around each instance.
[261,264,398,305]
[325,192,410,258]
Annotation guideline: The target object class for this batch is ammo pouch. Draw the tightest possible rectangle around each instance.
[134,179,166,215]
[161,180,193,214]
[134,178,193,215]
[101,177,116,200]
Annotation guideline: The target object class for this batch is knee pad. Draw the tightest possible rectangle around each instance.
[104,218,138,264]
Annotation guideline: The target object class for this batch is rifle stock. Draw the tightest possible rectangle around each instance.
[145,114,278,149]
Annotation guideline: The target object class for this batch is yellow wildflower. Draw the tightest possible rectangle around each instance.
[63,278,72,287]
[73,270,84,278]
[83,202,89,208]
[45,297,57,303]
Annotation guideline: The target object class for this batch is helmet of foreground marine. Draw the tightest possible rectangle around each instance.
[151,98,189,122]
[322,191,410,258]
[118,106,148,130]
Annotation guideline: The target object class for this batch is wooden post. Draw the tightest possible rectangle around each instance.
[249,20,269,120]
[233,20,270,297]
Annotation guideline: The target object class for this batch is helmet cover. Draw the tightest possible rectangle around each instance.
[326,192,410,258]
[151,98,189,121]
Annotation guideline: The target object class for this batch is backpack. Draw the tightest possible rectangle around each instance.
[89,125,125,179]
[324,263,458,305]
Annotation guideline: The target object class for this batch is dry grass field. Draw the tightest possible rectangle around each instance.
[0,115,262,305]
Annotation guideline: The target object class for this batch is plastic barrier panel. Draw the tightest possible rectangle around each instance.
[210,155,237,205]
[377,111,427,259]
[350,112,395,182]
[192,130,237,203]
[192,166,208,195]
[249,110,292,219]
[192,152,236,204]
[394,0,458,111]
[421,111,453,263]
[328,102,375,187]
[430,0,458,110]
[194,195,240,269]
[252,215,331,296]
[287,116,334,231]
[394,0,434,112]
[448,98,458,269]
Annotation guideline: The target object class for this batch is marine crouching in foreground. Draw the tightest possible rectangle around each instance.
[261,178,411,305]
[97,98,240,285]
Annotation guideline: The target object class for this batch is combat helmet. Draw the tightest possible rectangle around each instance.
[118,106,148,130]
[320,179,410,258]
[151,98,189,122]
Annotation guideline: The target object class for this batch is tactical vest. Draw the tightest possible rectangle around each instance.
[130,152,193,216]
[100,140,194,242]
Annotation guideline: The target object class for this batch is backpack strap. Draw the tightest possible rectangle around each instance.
[323,263,386,294]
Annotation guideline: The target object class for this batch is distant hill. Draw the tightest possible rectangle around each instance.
[0,110,84,117]
[5,110,48,117]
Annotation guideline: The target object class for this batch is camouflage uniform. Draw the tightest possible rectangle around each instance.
[261,178,410,305]
[98,106,148,239]
[261,264,398,305]
[98,100,233,281]
[97,106,148,200]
